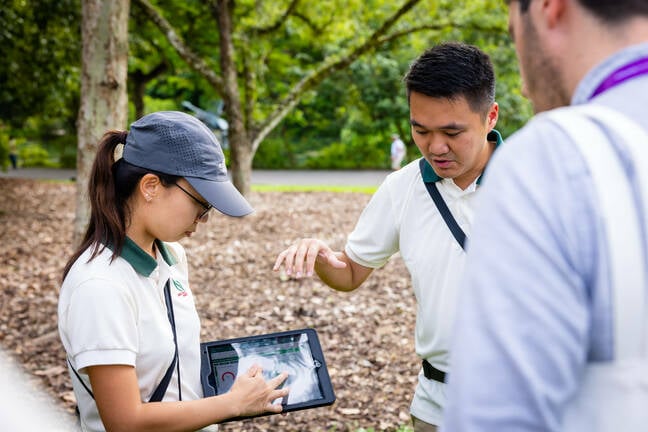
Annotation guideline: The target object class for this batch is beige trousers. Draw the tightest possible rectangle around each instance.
[412,415,438,432]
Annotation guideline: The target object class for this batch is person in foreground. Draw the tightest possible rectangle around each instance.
[274,42,502,431]
[58,111,288,432]
[442,1,648,431]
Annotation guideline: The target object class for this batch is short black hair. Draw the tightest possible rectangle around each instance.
[404,42,495,117]
[511,0,648,23]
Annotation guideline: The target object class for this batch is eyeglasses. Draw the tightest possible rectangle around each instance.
[174,183,212,220]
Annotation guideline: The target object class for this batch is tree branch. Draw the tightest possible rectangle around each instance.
[133,0,224,91]
[250,0,422,152]
[251,0,301,35]
[292,11,331,34]
[377,21,507,44]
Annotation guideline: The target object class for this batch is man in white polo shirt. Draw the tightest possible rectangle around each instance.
[273,42,502,431]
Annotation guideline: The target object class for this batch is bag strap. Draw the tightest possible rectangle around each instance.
[154,279,181,402]
[419,158,466,250]
[69,279,180,404]
[68,357,94,399]
[542,105,648,360]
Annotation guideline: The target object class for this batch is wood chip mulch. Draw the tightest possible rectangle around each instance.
[0,178,418,431]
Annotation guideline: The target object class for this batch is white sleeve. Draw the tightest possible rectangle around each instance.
[345,178,400,268]
[65,278,138,371]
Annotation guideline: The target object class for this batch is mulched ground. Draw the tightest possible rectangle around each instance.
[0,178,418,431]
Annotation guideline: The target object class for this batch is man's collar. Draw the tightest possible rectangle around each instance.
[421,129,503,184]
[572,42,648,104]
[111,237,177,276]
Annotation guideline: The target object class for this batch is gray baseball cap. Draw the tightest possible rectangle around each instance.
[123,111,253,217]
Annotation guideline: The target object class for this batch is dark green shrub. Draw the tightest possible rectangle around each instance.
[0,131,8,171]
[253,137,297,169]
[59,148,77,168]
[19,143,58,168]
[304,136,390,169]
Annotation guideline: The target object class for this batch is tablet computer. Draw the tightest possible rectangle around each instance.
[200,327,336,422]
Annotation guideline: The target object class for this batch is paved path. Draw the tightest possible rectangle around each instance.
[0,167,390,187]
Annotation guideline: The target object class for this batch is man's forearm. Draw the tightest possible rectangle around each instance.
[315,252,372,291]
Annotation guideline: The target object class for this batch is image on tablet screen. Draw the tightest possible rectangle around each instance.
[208,332,323,404]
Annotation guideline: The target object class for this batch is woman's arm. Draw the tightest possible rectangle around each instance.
[88,363,288,432]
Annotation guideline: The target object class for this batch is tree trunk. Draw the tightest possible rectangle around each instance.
[130,62,167,120]
[132,72,146,120]
[228,134,254,196]
[215,0,253,195]
[75,0,130,245]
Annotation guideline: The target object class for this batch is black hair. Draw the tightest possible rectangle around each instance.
[512,0,648,23]
[404,42,495,118]
[62,131,180,280]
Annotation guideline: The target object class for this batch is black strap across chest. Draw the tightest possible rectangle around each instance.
[419,158,466,250]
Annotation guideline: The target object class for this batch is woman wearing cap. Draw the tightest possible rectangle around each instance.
[58,111,288,431]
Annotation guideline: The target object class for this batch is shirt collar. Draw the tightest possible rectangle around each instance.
[116,237,177,277]
[572,42,648,104]
[421,129,504,184]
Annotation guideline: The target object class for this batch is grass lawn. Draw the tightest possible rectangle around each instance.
[252,184,378,194]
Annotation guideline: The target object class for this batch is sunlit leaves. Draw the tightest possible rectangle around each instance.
[0,0,81,127]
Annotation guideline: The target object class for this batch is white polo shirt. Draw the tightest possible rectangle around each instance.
[58,238,203,432]
[345,138,498,424]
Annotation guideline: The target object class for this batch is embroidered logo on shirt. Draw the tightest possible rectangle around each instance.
[173,279,188,297]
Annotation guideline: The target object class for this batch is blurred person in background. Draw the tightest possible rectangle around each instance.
[390,133,407,170]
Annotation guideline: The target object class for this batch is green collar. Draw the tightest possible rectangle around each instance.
[116,237,177,277]
[421,129,503,184]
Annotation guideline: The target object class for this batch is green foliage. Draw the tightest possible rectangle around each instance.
[2,0,532,170]
[59,148,77,169]
[252,136,298,169]
[18,142,58,168]
[143,95,183,113]
[303,137,388,170]
[0,127,9,171]
[0,0,81,128]
[0,0,80,168]
[255,0,529,168]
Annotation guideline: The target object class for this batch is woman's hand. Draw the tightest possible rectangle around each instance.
[228,364,289,417]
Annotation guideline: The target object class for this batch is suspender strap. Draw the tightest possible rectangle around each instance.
[422,359,447,383]
[543,106,648,359]
[419,158,466,250]
[69,279,180,404]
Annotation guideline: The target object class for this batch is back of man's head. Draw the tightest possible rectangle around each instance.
[404,42,495,118]
[514,0,648,23]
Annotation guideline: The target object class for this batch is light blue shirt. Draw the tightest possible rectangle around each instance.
[442,42,648,431]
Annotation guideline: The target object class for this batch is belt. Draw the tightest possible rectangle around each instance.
[422,359,446,383]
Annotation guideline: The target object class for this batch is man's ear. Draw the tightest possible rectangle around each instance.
[487,102,499,131]
[540,0,567,29]
[139,173,161,202]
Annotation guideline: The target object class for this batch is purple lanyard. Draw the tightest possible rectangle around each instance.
[590,56,648,99]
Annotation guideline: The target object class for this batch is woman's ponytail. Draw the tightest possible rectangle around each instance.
[62,131,128,279]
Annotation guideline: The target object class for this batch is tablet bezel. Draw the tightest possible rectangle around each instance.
[200,327,336,422]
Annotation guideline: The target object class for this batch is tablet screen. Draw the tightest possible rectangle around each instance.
[207,332,322,404]
[201,328,335,420]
